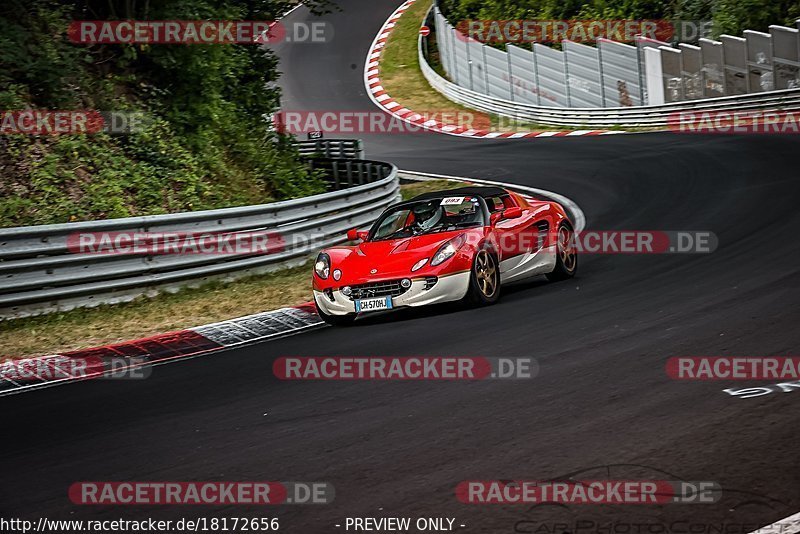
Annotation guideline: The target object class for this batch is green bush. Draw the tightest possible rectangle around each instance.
[0,0,333,227]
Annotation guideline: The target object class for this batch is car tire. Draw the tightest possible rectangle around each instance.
[546,222,578,281]
[465,248,501,306]
[315,298,357,326]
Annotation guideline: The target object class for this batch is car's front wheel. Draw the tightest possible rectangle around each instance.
[465,249,501,305]
[315,298,356,326]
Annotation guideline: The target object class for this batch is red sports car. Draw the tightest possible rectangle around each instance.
[312,186,577,325]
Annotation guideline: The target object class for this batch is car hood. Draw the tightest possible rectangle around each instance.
[329,231,465,282]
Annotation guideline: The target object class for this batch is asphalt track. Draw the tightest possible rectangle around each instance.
[2,1,800,532]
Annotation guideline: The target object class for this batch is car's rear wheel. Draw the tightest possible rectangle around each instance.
[465,249,500,305]
[315,298,356,326]
[546,222,578,281]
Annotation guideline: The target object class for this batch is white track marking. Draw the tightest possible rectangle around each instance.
[0,308,324,398]
[748,512,800,534]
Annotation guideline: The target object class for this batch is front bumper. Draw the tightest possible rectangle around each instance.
[314,272,471,316]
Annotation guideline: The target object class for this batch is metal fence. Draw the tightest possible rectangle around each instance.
[432,4,800,108]
[0,154,400,320]
[297,139,365,159]
[422,40,800,126]
[423,18,800,126]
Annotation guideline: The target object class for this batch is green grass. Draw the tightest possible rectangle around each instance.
[400,179,471,200]
[380,0,480,116]
[378,0,558,132]
[0,267,312,360]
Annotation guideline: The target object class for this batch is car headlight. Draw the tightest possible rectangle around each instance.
[314,253,330,279]
[431,235,466,266]
[411,258,428,272]
[333,269,342,281]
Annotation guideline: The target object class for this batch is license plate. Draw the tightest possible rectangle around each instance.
[355,296,393,313]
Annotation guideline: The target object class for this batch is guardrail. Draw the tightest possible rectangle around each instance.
[307,157,392,189]
[297,139,365,159]
[0,158,400,320]
[420,26,800,127]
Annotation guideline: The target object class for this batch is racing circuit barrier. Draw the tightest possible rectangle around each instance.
[420,6,800,127]
[0,156,400,320]
[296,139,365,159]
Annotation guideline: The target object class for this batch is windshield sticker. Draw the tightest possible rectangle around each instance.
[441,197,465,205]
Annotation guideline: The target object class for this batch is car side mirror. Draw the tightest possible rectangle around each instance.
[347,228,368,242]
[490,207,523,224]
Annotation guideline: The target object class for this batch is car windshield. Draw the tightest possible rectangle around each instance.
[370,195,486,241]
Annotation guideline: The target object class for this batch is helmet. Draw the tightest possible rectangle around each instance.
[411,201,442,230]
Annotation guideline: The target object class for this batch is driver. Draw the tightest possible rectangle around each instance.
[410,201,443,234]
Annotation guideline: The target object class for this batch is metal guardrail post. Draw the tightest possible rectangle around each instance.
[532,44,542,106]
[482,45,490,95]
[345,161,354,186]
[296,139,365,160]
[332,161,341,190]
[563,45,573,108]
[450,26,459,85]
[363,162,371,184]
[598,44,607,105]
[506,51,515,101]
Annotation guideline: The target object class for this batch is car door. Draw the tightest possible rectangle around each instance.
[492,195,533,272]
[492,194,551,282]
